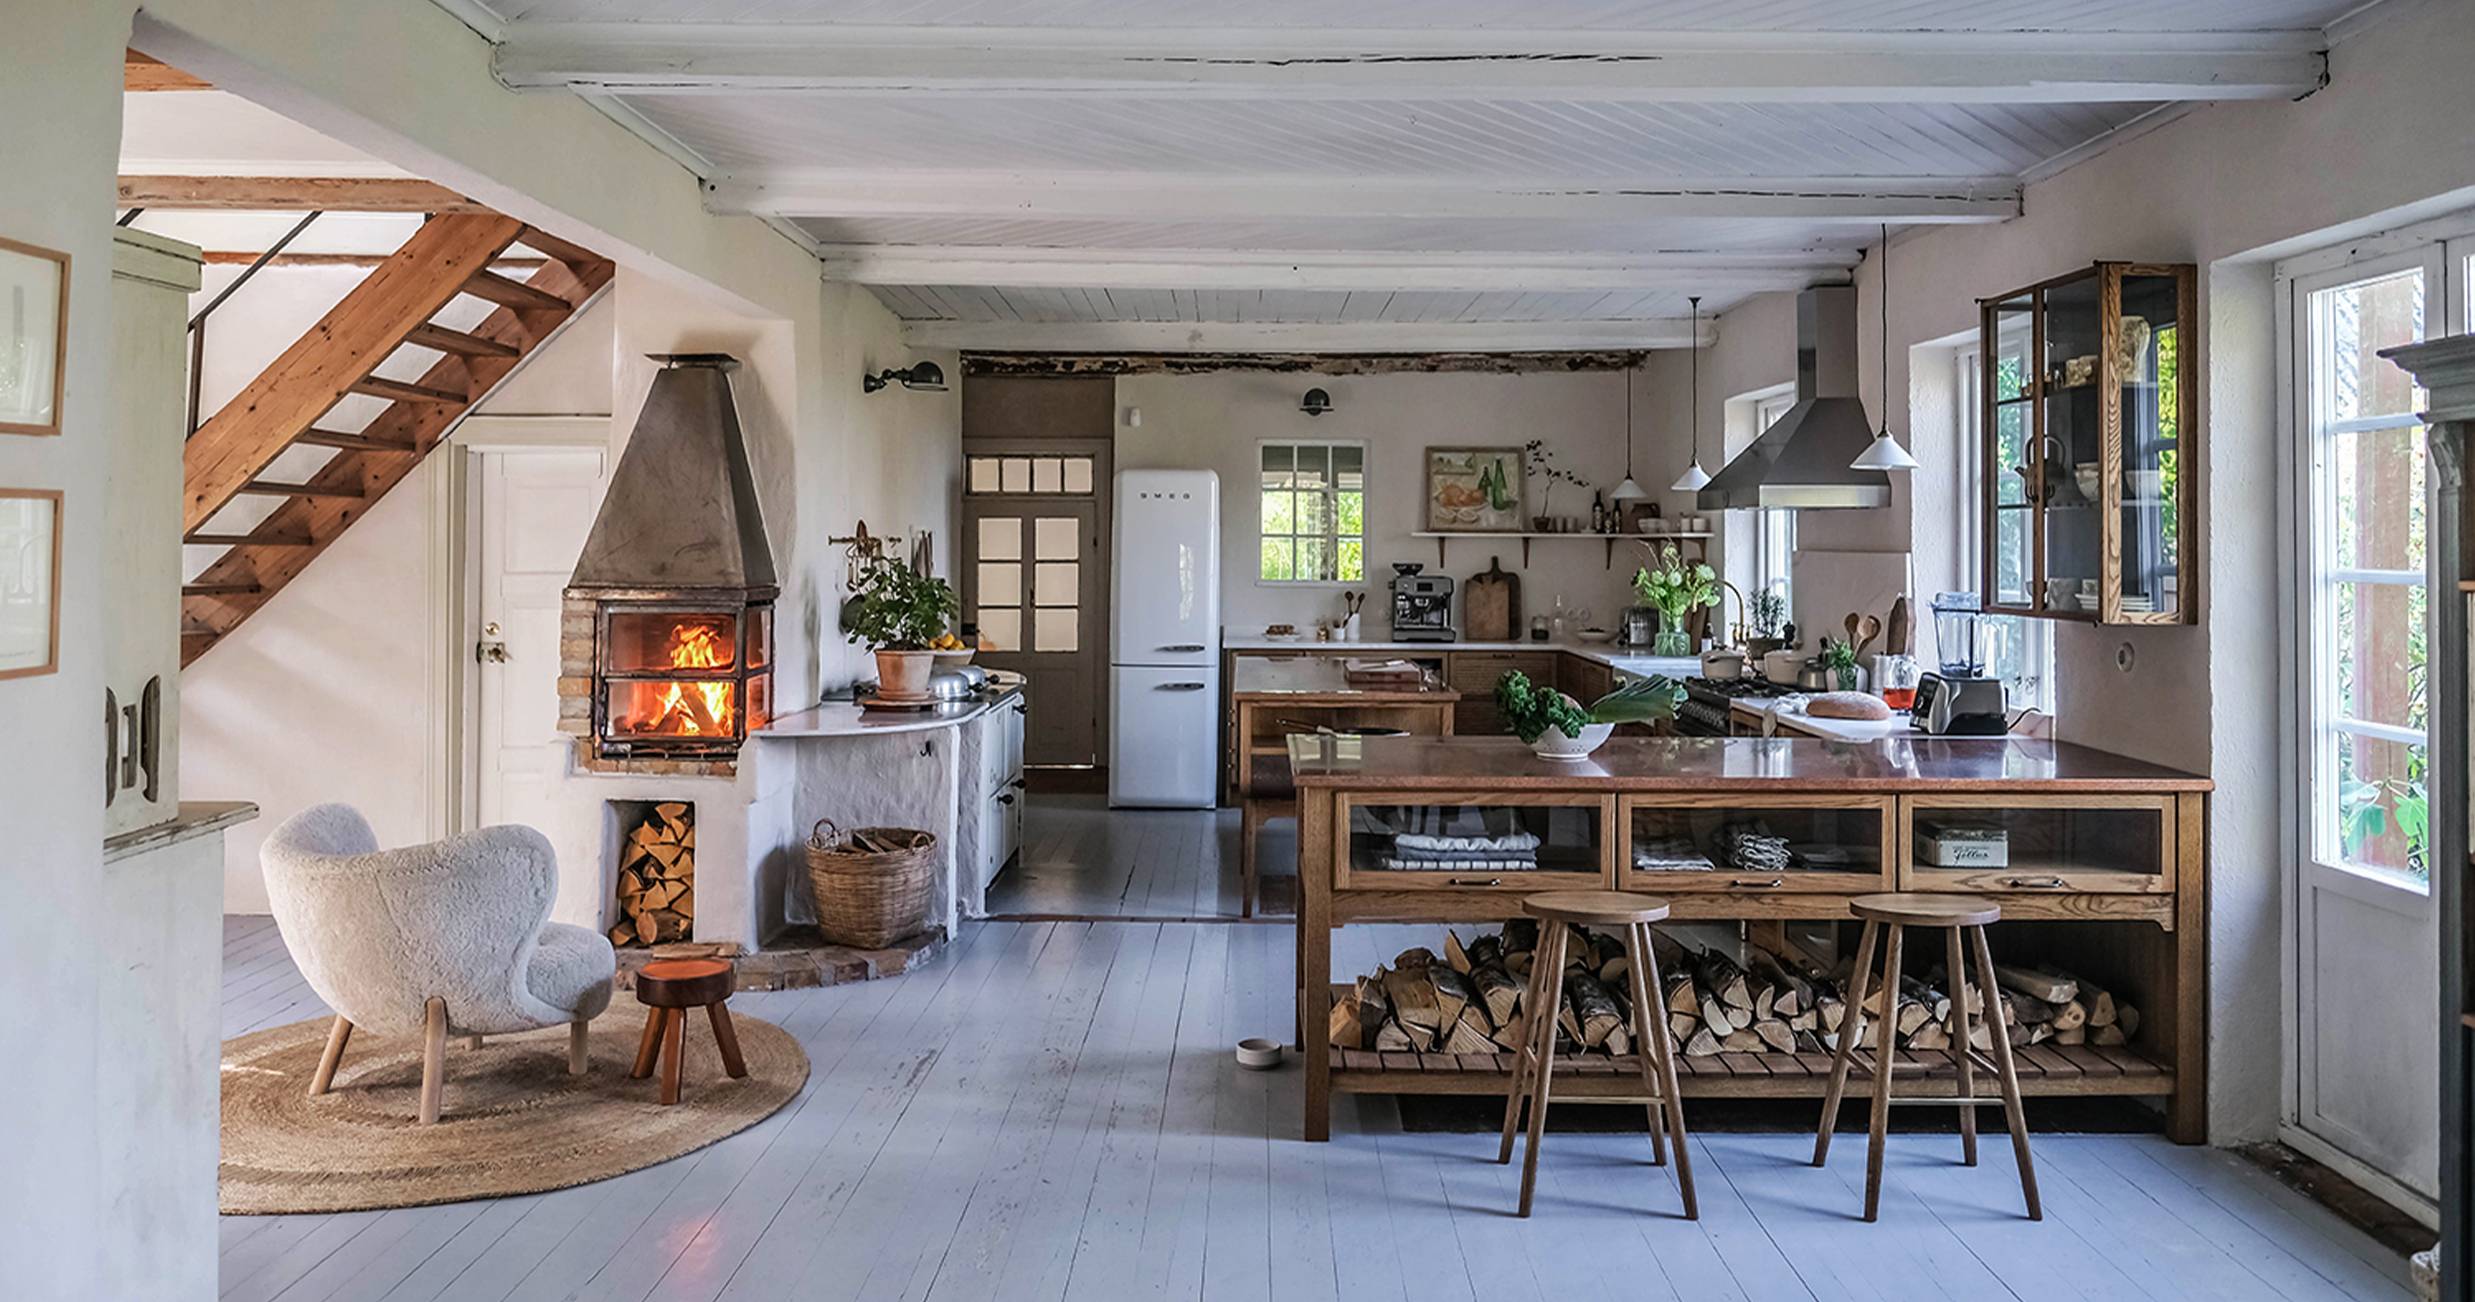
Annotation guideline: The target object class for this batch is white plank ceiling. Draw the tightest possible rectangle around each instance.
[457,0,2367,349]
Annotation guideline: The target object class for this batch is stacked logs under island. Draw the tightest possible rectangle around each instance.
[1328,920,2141,1061]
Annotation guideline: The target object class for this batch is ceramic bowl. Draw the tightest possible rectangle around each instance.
[1575,626,1616,643]
[1531,722,1614,761]
[2074,463,2102,500]
[1234,1038,1284,1070]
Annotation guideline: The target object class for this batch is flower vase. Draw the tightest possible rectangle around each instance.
[1652,612,1691,658]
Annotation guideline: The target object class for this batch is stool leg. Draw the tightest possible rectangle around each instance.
[632,1007,665,1079]
[309,1017,353,1098]
[1943,924,1979,1167]
[1813,920,1881,1166]
[1621,924,1667,1166]
[1497,920,1558,1164]
[570,1018,591,1076]
[660,1007,686,1106]
[1971,925,2042,1220]
[1517,922,1572,1218]
[1863,923,1905,1222]
[1635,922,1697,1220]
[418,997,449,1126]
[709,1001,749,1078]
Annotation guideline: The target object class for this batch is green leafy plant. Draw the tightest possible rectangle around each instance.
[1632,544,1720,622]
[1494,670,1680,744]
[842,553,958,651]
[1819,637,1859,673]
[1748,587,1788,640]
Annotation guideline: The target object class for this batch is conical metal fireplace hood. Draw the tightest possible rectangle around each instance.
[569,354,779,598]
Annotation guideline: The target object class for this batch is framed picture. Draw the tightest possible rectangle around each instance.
[0,236,69,437]
[0,489,60,679]
[1424,446,1525,533]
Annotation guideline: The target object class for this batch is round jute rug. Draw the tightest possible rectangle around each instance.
[219,1011,807,1214]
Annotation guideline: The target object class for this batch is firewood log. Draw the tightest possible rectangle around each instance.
[1669,1012,1698,1043]
[1995,963,2079,1005]
[2116,1003,2141,1039]
[1444,931,1473,975]
[1665,972,1699,1018]
[1684,1028,1723,1057]
[1393,946,1436,971]
[2010,993,2060,1026]
[1561,971,1625,1048]
[1907,1021,1950,1051]
[2091,1024,2126,1047]
[1605,1025,1632,1057]
[1445,1007,1499,1054]
[1696,950,1754,1013]
[1374,1021,1414,1051]
[1469,960,1523,1027]
[1328,995,1365,1050]
[1505,951,1533,977]
[2050,998,2089,1033]
[2051,1023,2087,1046]
[1502,918,1539,955]
[1429,966,1480,1034]
[1467,933,1504,971]
[1720,1028,1764,1053]
[2080,977,2120,1028]
[1381,966,1442,1049]
[1752,1019,1796,1054]
[1699,988,1739,1038]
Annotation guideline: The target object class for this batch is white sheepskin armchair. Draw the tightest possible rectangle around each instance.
[261,803,616,1123]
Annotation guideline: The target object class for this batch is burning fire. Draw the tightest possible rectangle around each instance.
[650,621,733,735]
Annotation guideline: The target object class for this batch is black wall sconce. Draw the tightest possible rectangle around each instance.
[863,360,947,394]
[1300,386,1333,417]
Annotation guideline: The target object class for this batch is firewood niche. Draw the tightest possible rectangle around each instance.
[1330,921,2141,1060]
[612,801,695,946]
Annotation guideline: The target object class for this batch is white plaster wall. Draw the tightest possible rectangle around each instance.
[1114,364,1703,637]
[0,6,146,1294]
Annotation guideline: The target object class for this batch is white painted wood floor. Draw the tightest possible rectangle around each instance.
[220,910,2412,1302]
[984,793,1278,919]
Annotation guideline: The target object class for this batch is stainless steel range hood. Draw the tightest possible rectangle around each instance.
[569,353,779,598]
[1697,286,1890,511]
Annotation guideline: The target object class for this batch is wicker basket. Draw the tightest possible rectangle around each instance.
[804,818,937,948]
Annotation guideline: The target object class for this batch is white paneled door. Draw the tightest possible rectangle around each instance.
[474,446,608,829]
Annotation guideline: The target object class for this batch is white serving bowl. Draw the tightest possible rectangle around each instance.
[1531,722,1614,760]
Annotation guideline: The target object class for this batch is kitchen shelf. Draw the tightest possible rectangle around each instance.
[1410,529,1713,568]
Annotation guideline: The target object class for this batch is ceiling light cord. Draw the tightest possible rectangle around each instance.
[1853,224,1921,472]
[1669,296,1713,493]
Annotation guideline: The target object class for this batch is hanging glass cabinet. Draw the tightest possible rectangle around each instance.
[1980,262,2198,624]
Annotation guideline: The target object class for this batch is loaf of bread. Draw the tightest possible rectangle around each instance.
[1805,691,1893,721]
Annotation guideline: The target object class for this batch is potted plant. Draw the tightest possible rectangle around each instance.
[1819,636,1861,692]
[1632,544,1720,657]
[1494,670,1680,760]
[1745,587,1790,660]
[843,552,960,698]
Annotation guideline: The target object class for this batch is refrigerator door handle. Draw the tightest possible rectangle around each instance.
[1158,643,1208,653]
[1156,681,1209,691]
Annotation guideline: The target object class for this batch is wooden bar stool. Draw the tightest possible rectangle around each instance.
[1813,893,2040,1222]
[630,958,748,1105]
[1495,890,1696,1220]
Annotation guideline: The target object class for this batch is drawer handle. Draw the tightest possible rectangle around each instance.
[1157,682,1208,691]
[2003,874,2066,889]
[1731,877,1785,890]
[1448,876,1503,887]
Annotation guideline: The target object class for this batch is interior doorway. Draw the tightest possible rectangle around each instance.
[961,439,1111,770]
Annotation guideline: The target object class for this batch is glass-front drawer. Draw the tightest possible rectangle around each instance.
[1333,793,1612,891]
[1899,795,2175,894]
[1618,794,1893,894]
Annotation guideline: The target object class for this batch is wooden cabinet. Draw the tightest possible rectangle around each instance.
[1557,652,1614,706]
[1443,650,1558,734]
[1979,262,2197,624]
[1618,793,1893,896]
[1329,790,1615,893]
[1900,793,2177,897]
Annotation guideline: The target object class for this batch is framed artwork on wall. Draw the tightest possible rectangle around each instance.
[1424,446,1525,533]
[0,236,69,437]
[0,489,60,679]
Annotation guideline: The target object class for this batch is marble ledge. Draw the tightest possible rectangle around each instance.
[751,686,1023,740]
[104,800,259,864]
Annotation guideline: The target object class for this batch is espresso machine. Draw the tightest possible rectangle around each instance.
[1389,563,1456,642]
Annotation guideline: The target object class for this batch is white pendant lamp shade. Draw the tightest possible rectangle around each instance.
[1669,462,1712,492]
[1670,294,1711,495]
[1610,476,1649,503]
[1852,431,1920,471]
[1851,223,1921,474]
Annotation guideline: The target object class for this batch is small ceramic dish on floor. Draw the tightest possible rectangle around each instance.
[1234,1039,1284,1070]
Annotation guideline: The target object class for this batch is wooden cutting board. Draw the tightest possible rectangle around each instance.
[1463,557,1520,641]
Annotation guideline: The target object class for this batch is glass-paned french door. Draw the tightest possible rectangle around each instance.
[2282,226,2474,1210]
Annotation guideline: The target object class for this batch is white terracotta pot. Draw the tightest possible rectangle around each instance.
[875,649,936,697]
[1531,722,1613,761]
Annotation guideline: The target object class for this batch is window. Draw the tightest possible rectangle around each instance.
[1953,346,2055,712]
[2299,263,2430,884]
[966,453,1096,496]
[1260,441,1365,583]
[1750,391,1798,609]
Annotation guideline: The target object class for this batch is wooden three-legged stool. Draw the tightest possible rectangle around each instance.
[631,958,748,1105]
[1495,890,1697,1220]
[1813,893,2041,1222]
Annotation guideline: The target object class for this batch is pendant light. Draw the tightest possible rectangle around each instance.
[1608,353,1648,505]
[1853,225,1921,472]
[1670,295,1712,491]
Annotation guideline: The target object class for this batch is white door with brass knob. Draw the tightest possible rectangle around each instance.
[474,447,607,827]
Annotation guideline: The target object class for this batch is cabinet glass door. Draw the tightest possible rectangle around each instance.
[1984,292,2040,613]
[2105,269,2193,622]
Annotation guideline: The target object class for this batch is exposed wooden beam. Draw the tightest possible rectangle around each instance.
[118,175,487,213]
[201,251,548,269]
[711,170,2019,225]
[496,25,2326,103]
[126,50,211,92]
[903,318,1709,354]
[821,245,1851,293]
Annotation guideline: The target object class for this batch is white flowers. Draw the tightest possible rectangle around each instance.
[1632,545,1720,618]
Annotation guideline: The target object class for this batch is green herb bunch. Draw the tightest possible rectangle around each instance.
[1493,670,1683,744]
[843,553,959,650]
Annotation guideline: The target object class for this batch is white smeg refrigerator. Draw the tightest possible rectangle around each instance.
[1110,469,1221,807]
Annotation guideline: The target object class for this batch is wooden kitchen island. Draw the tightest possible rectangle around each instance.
[1293,733,2211,1142]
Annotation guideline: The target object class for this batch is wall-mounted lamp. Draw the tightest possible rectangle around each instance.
[1300,387,1333,417]
[863,360,947,394]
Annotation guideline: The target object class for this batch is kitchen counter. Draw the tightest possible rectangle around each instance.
[1221,634,1699,683]
[1287,732,2209,792]
[752,685,1022,740]
[1728,696,1919,743]
[1230,656,1459,704]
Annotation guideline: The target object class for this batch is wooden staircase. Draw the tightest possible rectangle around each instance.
[179,214,613,665]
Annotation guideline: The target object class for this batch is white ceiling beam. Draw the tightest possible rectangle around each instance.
[900,318,1710,354]
[713,170,2019,224]
[819,246,1854,292]
[496,24,2325,103]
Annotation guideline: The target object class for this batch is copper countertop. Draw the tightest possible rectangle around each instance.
[1286,734,2209,793]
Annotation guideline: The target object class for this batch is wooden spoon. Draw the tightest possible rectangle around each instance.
[1852,614,1884,660]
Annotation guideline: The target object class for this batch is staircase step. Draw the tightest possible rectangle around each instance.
[294,428,416,453]
[183,581,264,597]
[185,529,311,547]
[516,225,605,270]
[461,269,571,312]
[239,479,364,500]
[404,321,519,359]
[352,375,468,406]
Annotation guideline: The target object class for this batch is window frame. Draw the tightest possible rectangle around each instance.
[1748,389,1799,610]
[1952,344,2057,714]
[1256,438,1368,587]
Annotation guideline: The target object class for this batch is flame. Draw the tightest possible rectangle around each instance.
[653,622,733,734]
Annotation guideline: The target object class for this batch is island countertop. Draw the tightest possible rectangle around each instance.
[1286,733,2210,793]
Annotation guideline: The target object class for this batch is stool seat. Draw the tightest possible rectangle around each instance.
[1520,890,1672,926]
[634,958,735,1007]
[1848,892,2001,928]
